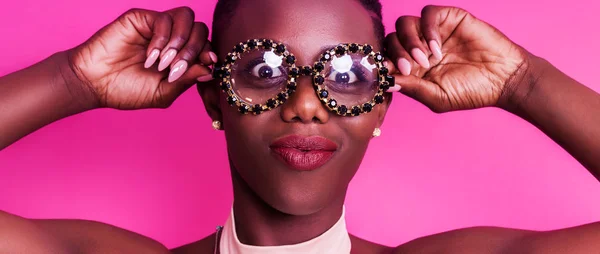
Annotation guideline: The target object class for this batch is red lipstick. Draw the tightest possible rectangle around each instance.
[269,135,338,171]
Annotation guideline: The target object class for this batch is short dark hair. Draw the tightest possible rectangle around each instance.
[210,0,385,53]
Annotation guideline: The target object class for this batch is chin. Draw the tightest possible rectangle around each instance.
[261,183,331,216]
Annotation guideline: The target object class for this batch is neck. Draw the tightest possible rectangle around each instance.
[230,166,346,246]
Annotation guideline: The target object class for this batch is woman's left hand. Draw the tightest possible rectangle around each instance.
[385,5,532,113]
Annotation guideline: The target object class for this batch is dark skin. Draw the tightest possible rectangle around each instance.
[1,0,600,253]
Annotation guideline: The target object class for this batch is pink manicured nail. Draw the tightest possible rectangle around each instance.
[197,75,214,82]
[168,60,188,83]
[144,49,160,69]
[429,40,443,60]
[158,49,177,71]
[209,52,218,64]
[411,48,430,69]
[397,58,412,76]
[386,84,401,93]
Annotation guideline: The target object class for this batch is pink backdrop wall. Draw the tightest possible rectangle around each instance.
[1,0,599,248]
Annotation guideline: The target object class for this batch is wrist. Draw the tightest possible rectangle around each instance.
[50,50,100,110]
[497,53,553,115]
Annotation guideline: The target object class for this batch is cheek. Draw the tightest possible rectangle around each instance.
[337,113,379,143]
[220,98,279,157]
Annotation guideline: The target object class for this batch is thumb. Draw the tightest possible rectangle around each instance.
[392,74,447,113]
[155,63,211,108]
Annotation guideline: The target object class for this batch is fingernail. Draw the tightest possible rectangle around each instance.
[168,60,188,83]
[209,52,218,64]
[144,49,160,69]
[382,60,390,69]
[386,84,402,93]
[197,74,214,82]
[397,58,412,76]
[429,40,443,60]
[158,49,177,71]
[411,48,430,69]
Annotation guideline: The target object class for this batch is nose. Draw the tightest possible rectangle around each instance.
[280,74,330,124]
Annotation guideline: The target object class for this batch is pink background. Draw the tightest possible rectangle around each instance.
[1,0,599,249]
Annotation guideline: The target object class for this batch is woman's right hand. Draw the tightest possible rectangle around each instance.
[66,7,215,109]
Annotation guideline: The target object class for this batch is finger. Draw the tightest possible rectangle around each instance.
[384,33,417,76]
[198,41,217,66]
[420,5,445,60]
[133,10,171,68]
[157,7,196,71]
[168,22,209,82]
[382,60,396,75]
[157,64,211,108]
[388,74,447,113]
[395,16,431,69]
[421,6,472,43]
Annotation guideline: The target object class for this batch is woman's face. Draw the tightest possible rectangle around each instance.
[206,0,390,215]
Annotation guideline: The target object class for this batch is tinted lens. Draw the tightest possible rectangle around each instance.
[231,49,290,104]
[322,53,378,106]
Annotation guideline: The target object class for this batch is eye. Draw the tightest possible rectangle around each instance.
[326,70,358,84]
[251,63,284,78]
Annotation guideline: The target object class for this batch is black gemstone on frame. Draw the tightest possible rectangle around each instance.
[262,40,273,49]
[235,44,245,53]
[266,99,276,108]
[321,53,331,62]
[220,81,231,91]
[379,67,389,76]
[287,82,297,90]
[302,66,312,76]
[374,95,384,104]
[227,96,237,105]
[335,46,346,55]
[239,104,250,114]
[349,44,359,53]
[319,90,329,98]
[286,55,296,64]
[314,62,324,72]
[289,67,300,78]
[363,45,373,54]
[314,75,325,85]
[276,44,286,54]
[247,40,257,49]
[351,106,361,116]
[226,54,237,64]
[374,53,384,62]
[363,103,373,112]
[253,104,263,114]
[328,99,337,108]
[385,75,395,86]
[277,93,287,102]
[338,105,348,115]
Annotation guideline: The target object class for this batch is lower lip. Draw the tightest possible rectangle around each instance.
[271,147,334,171]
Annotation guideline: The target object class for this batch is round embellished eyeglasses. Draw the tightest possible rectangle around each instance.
[212,39,394,116]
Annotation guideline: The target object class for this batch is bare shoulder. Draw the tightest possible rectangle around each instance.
[0,210,64,254]
[171,233,216,254]
[0,210,170,254]
[349,234,394,254]
[393,222,600,254]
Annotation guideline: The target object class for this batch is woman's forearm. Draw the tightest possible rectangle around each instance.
[0,51,97,150]
[506,56,600,179]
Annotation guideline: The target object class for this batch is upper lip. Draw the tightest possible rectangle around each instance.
[269,135,338,151]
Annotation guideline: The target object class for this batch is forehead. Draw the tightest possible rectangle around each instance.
[218,0,379,64]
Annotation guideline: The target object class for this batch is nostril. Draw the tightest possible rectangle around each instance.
[291,116,303,123]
